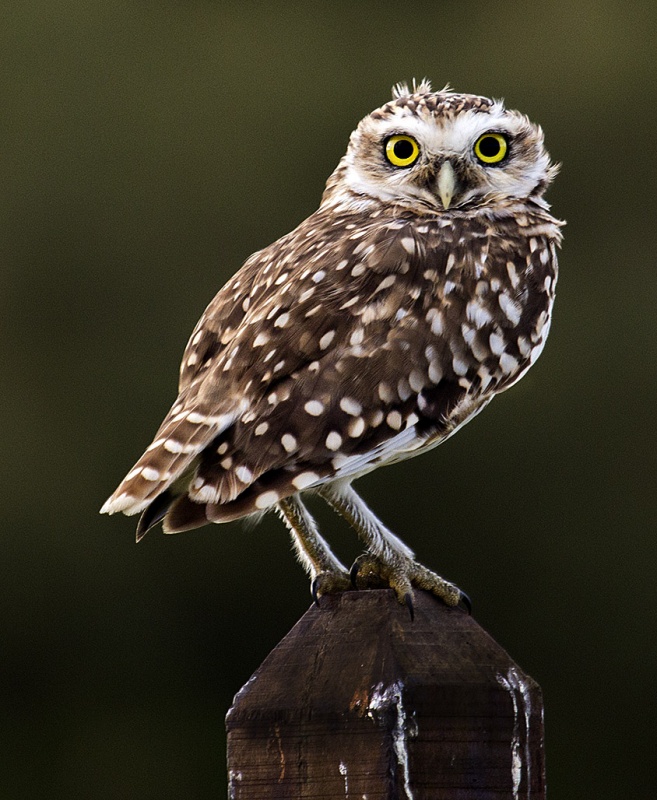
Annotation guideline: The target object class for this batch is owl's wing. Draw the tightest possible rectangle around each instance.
[103,205,556,530]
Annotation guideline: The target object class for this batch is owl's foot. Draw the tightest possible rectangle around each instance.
[311,569,353,605]
[350,554,466,618]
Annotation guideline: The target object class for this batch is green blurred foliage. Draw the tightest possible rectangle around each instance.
[2,1,656,797]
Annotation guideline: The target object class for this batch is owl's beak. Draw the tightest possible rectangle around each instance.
[437,161,457,210]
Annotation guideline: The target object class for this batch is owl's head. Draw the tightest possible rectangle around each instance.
[323,80,558,213]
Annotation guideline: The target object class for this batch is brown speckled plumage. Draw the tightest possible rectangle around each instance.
[102,80,563,608]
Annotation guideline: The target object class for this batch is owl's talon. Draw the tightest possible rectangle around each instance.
[459,590,472,615]
[310,569,352,603]
[404,591,415,621]
[349,559,361,589]
[347,553,462,610]
[349,554,390,590]
[311,577,321,606]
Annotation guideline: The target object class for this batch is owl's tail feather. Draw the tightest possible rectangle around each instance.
[100,400,237,517]
[136,489,176,542]
[160,462,331,534]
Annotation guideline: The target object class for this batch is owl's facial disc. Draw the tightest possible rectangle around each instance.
[321,89,557,214]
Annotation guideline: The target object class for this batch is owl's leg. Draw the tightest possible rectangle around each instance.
[277,495,351,603]
[319,481,463,613]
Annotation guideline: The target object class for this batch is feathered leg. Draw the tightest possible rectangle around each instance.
[277,495,351,602]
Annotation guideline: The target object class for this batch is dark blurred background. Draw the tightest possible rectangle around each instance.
[2,1,655,797]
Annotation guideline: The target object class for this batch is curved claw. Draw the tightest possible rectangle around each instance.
[349,560,361,589]
[458,590,472,615]
[404,592,415,622]
[311,577,321,607]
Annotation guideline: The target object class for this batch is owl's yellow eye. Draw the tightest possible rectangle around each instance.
[474,132,508,164]
[385,135,420,167]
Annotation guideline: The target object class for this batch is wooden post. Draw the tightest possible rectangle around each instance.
[226,589,545,799]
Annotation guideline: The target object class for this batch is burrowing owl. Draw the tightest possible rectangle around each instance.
[101,80,563,612]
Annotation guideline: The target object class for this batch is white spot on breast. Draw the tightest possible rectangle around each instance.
[274,312,290,328]
[340,397,362,416]
[387,411,403,430]
[400,236,415,254]
[408,370,425,393]
[299,286,316,303]
[255,490,280,509]
[304,400,324,416]
[319,330,336,350]
[293,471,320,490]
[466,299,493,329]
[499,352,519,374]
[489,332,506,355]
[470,336,490,363]
[428,360,443,383]
[461,323,476,346]
[426,308,444,336]
[517,336,531,357]
[325,431,342,451]
[351,263,366,277]
[376,275,396,293]
[253,332,269,347]
[397,378,412,402]
[370,409,384,427]
[340,295,360,310]
[506,261,520,289]
[255,422,269,436]
[221,456,233,470]
[452,356,469,376]
[305,304,323,318]
[281,433,297,452]
[499,293,522,326]
[348,416,365,437]
[236,466,253,483]
[312,270,326,283]
[350,328,364,346]
[445,253,456,274]
[378,382,395,403]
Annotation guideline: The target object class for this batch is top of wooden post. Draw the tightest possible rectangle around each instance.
[227,589,544,799]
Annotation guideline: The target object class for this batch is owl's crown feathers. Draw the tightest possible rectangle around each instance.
[322,81,559,214]
[391,78,437,99]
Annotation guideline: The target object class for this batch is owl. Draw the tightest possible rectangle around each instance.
[101,80,563,614]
